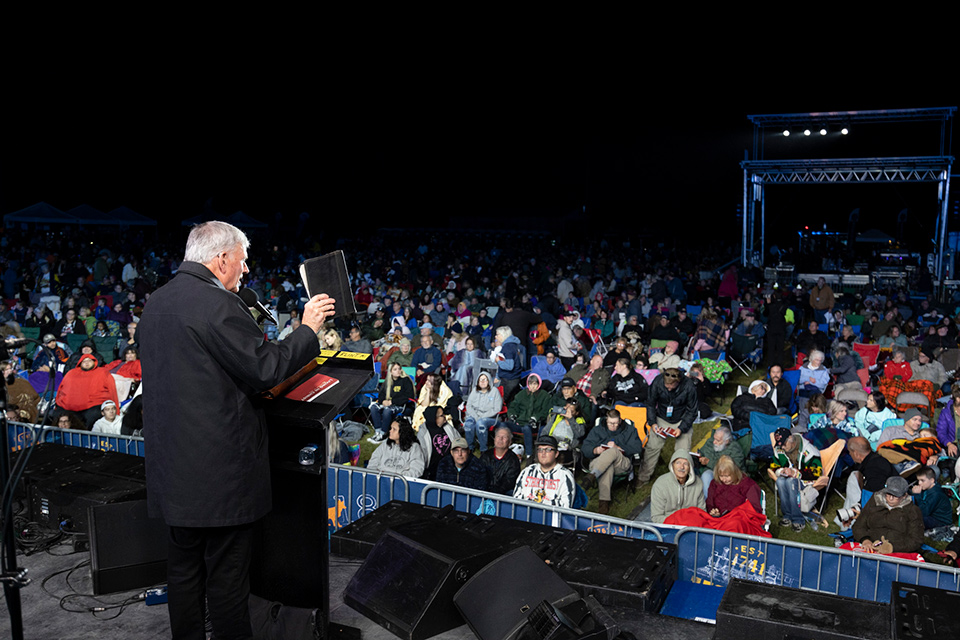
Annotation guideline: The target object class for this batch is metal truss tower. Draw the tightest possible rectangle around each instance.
[741,107,955,279]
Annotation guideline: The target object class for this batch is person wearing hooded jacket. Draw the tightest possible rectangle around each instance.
[506,373,552,455]
[63,338,108,373]
[493,326,524,403]
[54,353,118,428]
[462,372,502,452]
[729,379,777,432]
[650,450,705,524]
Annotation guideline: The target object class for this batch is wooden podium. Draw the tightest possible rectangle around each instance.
[250,349,373,621]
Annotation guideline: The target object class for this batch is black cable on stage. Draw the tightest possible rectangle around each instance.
[39,558,156,620]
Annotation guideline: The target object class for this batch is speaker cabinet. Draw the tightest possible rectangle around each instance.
[343,523,503,640]
[892,582,960,639]
[715,578,891,640]
[454,546,581,640]
[88,498,168,595]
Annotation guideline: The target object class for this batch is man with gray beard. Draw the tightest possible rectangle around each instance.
[694,426,745,497]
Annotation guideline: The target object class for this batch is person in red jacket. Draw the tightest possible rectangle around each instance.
[105,346,143,381]
[883,349,913,381]
[54,353,118,428]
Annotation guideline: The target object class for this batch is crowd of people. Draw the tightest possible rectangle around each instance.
[3,226,959,562]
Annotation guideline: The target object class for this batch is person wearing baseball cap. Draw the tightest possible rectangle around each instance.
[435,436,490,491]
[852,475,924,554]
[92,399,123,435]
[512,434,576,509]
[30,334,70,373]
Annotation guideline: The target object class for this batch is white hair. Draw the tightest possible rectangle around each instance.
[808,349,824,364]
[495,326,513,340]
[183,221,250,264]
[714,426,732,451]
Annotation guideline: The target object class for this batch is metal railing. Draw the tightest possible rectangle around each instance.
[420,482,663,541]
[674,526,960,603]
[7,421,145,457]
[324,464,663,542]
[327,464,411,530]
[16,420,951,605]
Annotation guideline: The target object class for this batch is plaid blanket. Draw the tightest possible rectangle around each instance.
[877,437,942,466]
[877,377,941,413]
[803,426,851,451]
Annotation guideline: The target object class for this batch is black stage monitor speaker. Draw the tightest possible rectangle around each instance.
[343,524,503,640]
[454,546,581,640]
[545,531,676,612]
[892,581,960,639]
[88,498,168,595]
[714,578,891,640]
[31,468,146,533]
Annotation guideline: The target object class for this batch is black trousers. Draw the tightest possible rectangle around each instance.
[765,332,786,368]
[167,522,255,640]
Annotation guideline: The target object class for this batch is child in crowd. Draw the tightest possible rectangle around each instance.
[910,467,954,540]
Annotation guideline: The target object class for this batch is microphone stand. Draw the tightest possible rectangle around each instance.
[0,389,27,640]
[0,337,39,640]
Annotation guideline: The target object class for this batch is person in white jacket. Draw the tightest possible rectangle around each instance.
[556,310,580,370]
[91,400,124,435]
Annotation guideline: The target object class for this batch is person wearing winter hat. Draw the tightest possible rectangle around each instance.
[878,408,925,446]
[54,354,118,428]
[852,475,924,553]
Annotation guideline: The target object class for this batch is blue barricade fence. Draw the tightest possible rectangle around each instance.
[14,425,955,610]
[7,421,145,457]
[674,527,960,603]
[327,464,664,541]
[327,464,411,531]
[419,482,664,540]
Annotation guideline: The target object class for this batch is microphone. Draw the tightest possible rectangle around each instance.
[238,288,277,325]
[3,337,39,350]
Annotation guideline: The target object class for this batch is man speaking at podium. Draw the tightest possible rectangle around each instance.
[140,221,335,639]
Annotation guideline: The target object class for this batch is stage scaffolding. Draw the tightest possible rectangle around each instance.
[741,107,955,284]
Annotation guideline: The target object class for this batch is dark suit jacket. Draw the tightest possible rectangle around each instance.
[140,261,320,527]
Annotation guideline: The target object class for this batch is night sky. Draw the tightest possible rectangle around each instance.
[3,55,956,252]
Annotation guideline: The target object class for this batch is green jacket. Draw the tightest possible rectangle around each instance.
[698,434,746,471]
[387,350,414,368]
[509,389,551,424]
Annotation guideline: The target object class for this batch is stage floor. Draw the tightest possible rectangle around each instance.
[0,548,715,640]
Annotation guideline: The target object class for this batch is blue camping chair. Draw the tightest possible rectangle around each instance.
[749,412,792,458]
[782,369,801,415]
